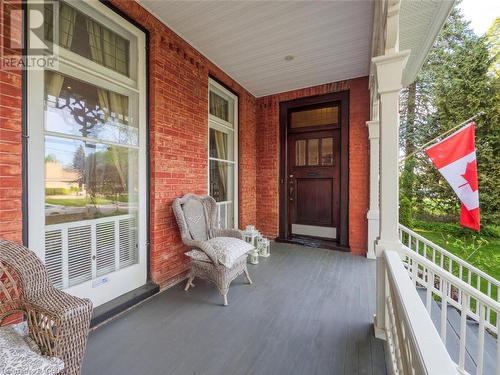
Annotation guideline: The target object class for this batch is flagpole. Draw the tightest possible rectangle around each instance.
[399,111,485,164]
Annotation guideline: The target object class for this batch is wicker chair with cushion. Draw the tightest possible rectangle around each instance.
[172,193,254,306]
[0,239,93,375]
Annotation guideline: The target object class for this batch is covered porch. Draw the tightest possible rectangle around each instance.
[83,242,387,375]
[3,0,499,374]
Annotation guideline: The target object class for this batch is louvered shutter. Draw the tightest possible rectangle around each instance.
[45,229,63,289]
[68,225,92,287]
[119,217,138,269]
[96,221,116,276]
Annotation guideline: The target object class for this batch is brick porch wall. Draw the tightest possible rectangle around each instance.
[0,0,370,292]
[256,77,370,255]
[108,0,257,286]
[0,1,23,244]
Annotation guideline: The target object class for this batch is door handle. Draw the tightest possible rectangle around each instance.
[289,185,294,201]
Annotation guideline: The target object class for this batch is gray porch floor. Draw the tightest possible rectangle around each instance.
[82,242,387,375]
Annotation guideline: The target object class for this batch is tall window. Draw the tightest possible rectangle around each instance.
[208,80,238,229]
[28,0,146,306]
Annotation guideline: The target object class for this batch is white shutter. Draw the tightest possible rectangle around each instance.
[96,221,116,277]
[68,225,92,287]
[119,217,138,269]
[45,229,63,289]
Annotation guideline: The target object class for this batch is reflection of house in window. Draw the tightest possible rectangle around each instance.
[45,160,81,194]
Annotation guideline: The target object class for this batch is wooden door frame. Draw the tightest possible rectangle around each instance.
[278,91,349,250]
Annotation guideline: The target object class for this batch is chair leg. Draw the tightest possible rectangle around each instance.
[184,276,195,291]
[223,294,228,306]
[244,267,253,285]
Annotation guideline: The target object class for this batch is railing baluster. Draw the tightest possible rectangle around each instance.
[477,303,485,375]
[412,258,417,287]
[497,315,500,375]
[459,292,469,372]
[426,269,433,313]
[440,280,448,344]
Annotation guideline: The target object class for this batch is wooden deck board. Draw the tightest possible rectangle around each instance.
[82,242,386,375]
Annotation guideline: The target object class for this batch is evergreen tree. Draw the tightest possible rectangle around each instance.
[400,5,499,225]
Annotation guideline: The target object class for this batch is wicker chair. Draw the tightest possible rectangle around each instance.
[172,194,253,306]
[0,239,93,375]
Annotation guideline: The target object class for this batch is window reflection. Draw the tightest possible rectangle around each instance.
[45,71,137,146]
[45,136,138,225]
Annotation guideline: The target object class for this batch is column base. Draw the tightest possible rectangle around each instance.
[373,314,387,340]
[366,210,379,260]
[375,239,401,257]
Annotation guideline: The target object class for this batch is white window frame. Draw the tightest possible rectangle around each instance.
[208,79,239,229]
[27,0,147,307]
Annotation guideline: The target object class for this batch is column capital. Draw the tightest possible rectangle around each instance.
[372,50,411,94]
[366,120,379,140]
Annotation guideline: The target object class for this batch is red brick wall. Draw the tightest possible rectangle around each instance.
[0,0,23,243]
[0,0,370,293]
[255,77,370,255]
[107,0,257,286]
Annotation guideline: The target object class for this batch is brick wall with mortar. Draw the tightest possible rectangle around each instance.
[0,0,370,291]
[0,0,23,244]
[256,77,370,255]
[108,0,257,286]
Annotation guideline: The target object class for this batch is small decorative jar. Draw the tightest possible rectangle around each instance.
[258,238,271,257]
[248,249,259,265]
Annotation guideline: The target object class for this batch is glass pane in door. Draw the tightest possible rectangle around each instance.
[307,139,319,166]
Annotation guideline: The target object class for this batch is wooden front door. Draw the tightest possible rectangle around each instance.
[279,91,349,249]
[288,130,340,240]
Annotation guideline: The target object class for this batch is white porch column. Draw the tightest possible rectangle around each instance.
[372,52,410,338]
[366,100,380,260]
[372,0,410,339]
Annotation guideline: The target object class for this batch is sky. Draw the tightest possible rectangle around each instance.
[459,0,499,36]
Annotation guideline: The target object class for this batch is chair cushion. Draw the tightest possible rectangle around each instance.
[182,200,209,241]
[0,323,64,375]
[185,249,211,263]
[208,237,254,268]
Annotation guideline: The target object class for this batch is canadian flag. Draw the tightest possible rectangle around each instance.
[425,123,480,231]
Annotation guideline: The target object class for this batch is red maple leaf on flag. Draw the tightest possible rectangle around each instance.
[461,161,478,192]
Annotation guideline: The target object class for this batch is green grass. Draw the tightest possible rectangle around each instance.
[412,223,500,281]
[46,197,113,207]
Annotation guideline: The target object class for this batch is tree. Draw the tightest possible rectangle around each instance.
[400,5,500,225]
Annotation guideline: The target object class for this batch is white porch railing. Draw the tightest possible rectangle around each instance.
[384,250,458,374]
[401,246,500,375]
[399,224,500,305]
[385,226,500,374]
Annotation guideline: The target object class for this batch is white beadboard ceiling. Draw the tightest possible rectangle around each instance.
[138,0,374,97]
[400,0,455,86]
[137,0,453,97]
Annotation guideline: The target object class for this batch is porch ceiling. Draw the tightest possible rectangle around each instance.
[137,0,374,97]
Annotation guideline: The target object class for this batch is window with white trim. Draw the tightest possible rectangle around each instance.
[208,80,238,229]
[27,0,147,306]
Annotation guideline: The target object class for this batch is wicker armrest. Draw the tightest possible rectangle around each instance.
[28,289,92,372]
[213,228,243,240]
